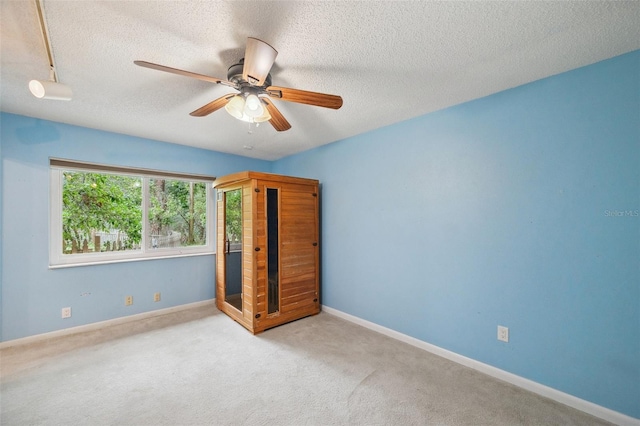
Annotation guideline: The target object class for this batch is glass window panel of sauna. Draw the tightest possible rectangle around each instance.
[224,189,243,311]
[267,188,280,314]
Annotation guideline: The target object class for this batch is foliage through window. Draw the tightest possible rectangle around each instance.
[62,171,142,254]
[50,160,214,267]
[148,179,208,249]
[224,189,242,245]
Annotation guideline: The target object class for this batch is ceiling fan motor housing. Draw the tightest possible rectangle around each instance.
[228,58,272,87]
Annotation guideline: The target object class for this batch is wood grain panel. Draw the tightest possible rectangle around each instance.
[283,290,316,305]
[241,183,254,322]
[281,282,316,298]
[214,171,317,188]
[279,185,318,314]
[254,182,267,325]
[280,276,316,287]
[216,197,225,310]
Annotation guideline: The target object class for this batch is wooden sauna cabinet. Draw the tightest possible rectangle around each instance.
[214,171,320,333]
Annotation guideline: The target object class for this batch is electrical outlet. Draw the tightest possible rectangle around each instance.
[153,292,161,302]
[61,307,71,319]
[125,295,133,306]
[497,325,509,342]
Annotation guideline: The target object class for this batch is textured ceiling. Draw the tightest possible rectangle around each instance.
[1,1,639,160]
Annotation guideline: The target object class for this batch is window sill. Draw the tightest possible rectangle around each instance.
[49,250,216,269]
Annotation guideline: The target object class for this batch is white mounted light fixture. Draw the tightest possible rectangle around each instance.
[29,69,72,100]
[28,0,72,101]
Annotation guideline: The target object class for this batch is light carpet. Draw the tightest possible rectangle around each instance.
[0,305,612,425]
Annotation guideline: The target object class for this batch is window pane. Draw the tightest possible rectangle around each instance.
[148,179,208,249]
[62,171,142,254]
[51,162,213,267]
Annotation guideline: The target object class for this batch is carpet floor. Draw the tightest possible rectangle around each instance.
[0,305,612,425]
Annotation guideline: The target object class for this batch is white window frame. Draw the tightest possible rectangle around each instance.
[49,159,215,268]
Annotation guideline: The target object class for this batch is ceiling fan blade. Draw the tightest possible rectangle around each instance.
[266,86,343,110]
[190,94,236,117]
[134,61,237,88]
[263,98,291,132]
[242,38,278,86]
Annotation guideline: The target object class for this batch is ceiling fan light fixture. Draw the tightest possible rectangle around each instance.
[225,93,270,123]
[29,79,73,101]
[253,107,272,123]
[244,94,264,118]
[225,95,246,119]
[236,107,271,124]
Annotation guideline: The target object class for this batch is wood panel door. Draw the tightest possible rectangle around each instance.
[279,184,319,314]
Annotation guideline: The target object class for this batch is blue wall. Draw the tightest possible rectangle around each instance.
[273,51,640,418]
[0,122,3,339]
[0,113,270,341]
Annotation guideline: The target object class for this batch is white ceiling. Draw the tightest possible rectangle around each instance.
[1,1,639,161]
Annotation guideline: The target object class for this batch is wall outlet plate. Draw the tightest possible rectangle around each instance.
[153,292,161,302]
[498,325,509,342]
[125,295,133,306]
[61,307,71,319]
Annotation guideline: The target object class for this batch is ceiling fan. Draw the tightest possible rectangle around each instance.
[134,37,343,132]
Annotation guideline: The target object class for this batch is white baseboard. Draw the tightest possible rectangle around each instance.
[321,305,640,426]
[0,299,216,350]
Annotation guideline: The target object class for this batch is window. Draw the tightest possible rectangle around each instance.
[49,159,215,267]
